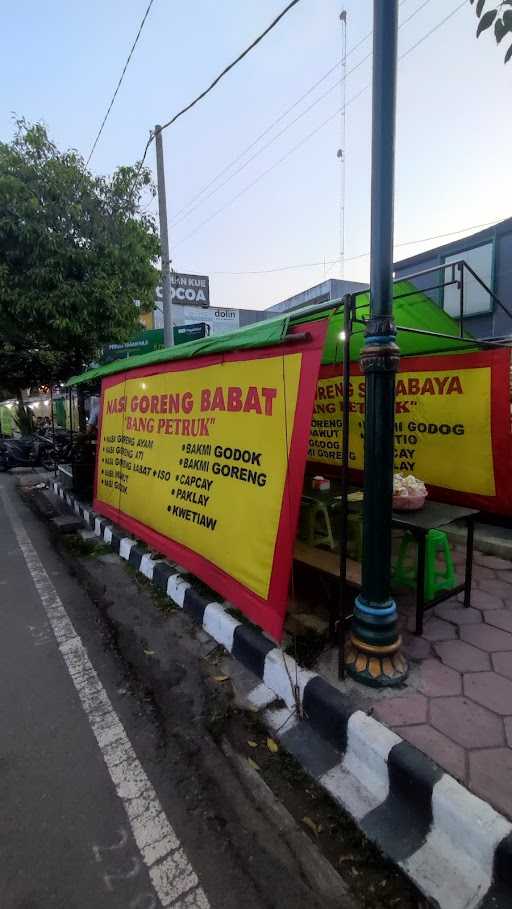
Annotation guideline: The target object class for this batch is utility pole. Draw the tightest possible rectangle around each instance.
[338,9,347,279]
[154,125,173,347]
[346,0,408,687]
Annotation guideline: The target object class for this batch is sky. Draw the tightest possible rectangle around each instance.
[2,0,511,312]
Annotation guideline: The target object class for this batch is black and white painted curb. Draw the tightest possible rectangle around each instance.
[50,481,512,909]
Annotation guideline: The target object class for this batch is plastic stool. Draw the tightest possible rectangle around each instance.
[299,496,335,550]
[347,512,363,561]
[393,529,456,600]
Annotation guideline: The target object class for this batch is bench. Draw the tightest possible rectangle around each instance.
[293,540,362,587]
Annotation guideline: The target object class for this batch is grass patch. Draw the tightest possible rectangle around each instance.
[62,535,111,559]
[122,560,178,614]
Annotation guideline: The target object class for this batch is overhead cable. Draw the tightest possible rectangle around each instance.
[128,0,303,195]
[174,0,468,248]
[170,0,433,228]
[206,219,503,275]
[87,0,155,165]
[158,0,302,134]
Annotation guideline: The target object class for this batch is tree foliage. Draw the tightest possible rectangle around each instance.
[471,0,512,63]
[0,119,160,392]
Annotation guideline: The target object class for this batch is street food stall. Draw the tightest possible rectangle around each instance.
[66,266,512,667]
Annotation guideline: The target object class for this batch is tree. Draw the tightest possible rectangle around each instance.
[0,119,160,400]
[471,0,512,63]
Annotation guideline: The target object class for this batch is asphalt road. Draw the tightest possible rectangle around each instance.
[0,473,353,909]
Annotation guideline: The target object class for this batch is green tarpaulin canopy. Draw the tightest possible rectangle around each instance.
[322,280,475,365]
[67,316,293,386]
[66,281,476,387]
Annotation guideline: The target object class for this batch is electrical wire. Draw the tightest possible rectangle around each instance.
[170,51,372,230]
[204,219,504,276]
[398,0,466,61]
[172,83,366,250]
[170,0,432,229]
[127,0,303,201]
[86,0,155,166]
[158,0,302,134]
[169,30,374,224]
[173,0,468,249]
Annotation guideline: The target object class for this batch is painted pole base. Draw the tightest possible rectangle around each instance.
[345,642,408,688]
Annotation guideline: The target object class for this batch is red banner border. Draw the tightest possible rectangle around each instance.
[94,320,327,640]
[310,348,512,515]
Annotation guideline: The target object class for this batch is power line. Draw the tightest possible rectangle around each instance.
[173,83,368,249]
[206,219,504,276]
[158,0,302,134]
[169,29,375,224]
[398,0,466,60]
[128,0,303,200]
[170,0,430,228]
[86,0,155,166]
[170,50,372,230]
[173,0,467,249]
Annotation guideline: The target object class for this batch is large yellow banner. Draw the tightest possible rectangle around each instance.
[97,355,302,600]
[308,359,496,497]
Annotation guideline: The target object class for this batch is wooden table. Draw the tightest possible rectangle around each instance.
[391,501,479,635]
[293,539,361,587]
[295,493,479,638]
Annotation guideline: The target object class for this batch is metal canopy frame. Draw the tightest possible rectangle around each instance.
[334,262,510,679]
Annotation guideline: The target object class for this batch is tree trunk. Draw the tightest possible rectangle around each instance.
[15,387,34,435]
[77,388,87,433]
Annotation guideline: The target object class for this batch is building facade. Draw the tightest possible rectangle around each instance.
[266,278,368,315]
[394,217,512,340]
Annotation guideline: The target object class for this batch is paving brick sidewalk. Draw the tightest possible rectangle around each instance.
[374,546,512,820]
[318,546,512,821]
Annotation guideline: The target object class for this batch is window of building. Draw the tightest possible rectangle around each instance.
[443,241,494,317]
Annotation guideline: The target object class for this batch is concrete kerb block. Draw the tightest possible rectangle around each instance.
[152,561,178,592]
[320,713,400,822]
[345,712,401,806]
[231,624,275,679]
[45,480,512,909]
[491,832,512,903]
[302,675,356,753]
[128,544,145,570]
[265,705,299,737]
[202,603,240,654]
[119,538,135,561]
[166,573,190,608]
[263,649,317,710]
[401,776,512,909]
[139,553,158,580]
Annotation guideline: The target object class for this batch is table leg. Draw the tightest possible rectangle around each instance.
[464,518,475,609]
[338,577,346,680]
[416,533,426,636]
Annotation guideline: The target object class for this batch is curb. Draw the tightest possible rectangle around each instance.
[49,481,512,909]
[444,524,512,563]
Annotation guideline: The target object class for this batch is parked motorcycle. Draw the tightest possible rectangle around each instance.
[0,434,56,472]
[40,427,73,464]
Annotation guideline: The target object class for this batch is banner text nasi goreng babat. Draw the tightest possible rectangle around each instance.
[96,355,301,602]
[93,317,331,642]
